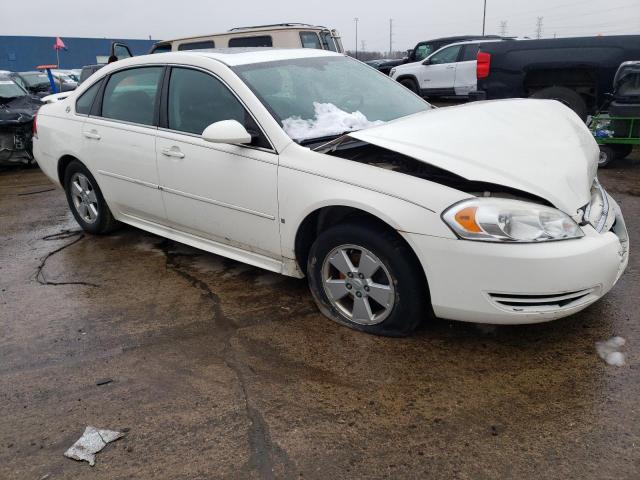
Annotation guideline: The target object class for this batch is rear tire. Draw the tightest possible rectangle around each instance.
[307,221,430,337]
[63,160,119,234]
[611,144,633,160]
[598,145,617,168]
[399,78,419,95]
[530,86,588,121]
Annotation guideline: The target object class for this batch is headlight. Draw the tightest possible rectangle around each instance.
[389,68,397,77]
[584,178,609,233]
[442,198,584,242]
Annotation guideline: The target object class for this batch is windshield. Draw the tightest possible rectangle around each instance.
[233,56,429,142]
[0,80,27,99]
[21,73,50,88]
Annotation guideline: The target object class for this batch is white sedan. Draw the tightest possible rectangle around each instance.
[33,49,628,336]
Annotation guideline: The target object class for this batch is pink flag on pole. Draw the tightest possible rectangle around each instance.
[53,37,67,50]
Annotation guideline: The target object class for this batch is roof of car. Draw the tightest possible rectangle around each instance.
[163,24,335,43]
[145,48,342,66]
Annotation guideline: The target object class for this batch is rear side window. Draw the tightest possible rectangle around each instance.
[228,36,273,47]
[76,79,103,115]
[300,32,322,49]
[177,40,215,51]
[167,67,270,148]
[101,67,163,126]
[462,44,480,61]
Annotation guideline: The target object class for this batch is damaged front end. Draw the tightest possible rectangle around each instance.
[0,96,41,166]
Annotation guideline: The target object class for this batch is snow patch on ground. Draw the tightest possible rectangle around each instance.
[282,102,384,141]
[595,336,626,366]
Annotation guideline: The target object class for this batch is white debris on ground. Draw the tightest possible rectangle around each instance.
[64,426,124,466]
[282,102,384,141]
[595,336,626,367]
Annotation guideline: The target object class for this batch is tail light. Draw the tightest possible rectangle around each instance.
[477,52,491,79]
[32,111,38,137]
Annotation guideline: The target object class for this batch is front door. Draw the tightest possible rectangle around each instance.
[420,45,462,94]
[156,66,281,259]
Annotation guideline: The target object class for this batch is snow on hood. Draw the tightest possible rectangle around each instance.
[282,102,384,141]
[349,99,599,213]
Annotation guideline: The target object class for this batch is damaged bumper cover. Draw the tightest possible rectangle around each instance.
[0,95,40,165]
[404,196,628,325]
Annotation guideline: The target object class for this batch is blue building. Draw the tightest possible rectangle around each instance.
[0,36,158,71]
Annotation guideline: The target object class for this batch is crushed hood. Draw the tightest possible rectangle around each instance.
[349,99,598,213]
[0,95,41,126]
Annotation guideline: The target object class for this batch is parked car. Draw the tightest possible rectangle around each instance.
[9,70,76,97]
[33,49,628,336]
[51,71,78,91]
[390,39,504,98]
[149,23,343,53]
[0,76,41,165]
[369,35,507,75]
[473,35,640,120]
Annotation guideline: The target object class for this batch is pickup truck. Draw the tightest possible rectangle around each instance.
[472,35,640,120]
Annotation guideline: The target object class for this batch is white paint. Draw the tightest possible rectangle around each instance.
[282,102,384,141]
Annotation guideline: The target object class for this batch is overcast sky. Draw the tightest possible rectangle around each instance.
[3,0,639,51]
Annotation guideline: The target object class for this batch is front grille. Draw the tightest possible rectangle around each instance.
[488,288,596,313]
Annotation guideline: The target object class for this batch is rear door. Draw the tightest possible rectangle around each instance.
[454,44,481,96]
[81,66,166,223]
[419,45,462,94]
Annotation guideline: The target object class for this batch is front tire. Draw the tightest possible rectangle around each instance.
[63,160,119,234]
[399,78,419,95]
[307,222,429,336]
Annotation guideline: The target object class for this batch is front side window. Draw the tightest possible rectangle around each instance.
[300,32,322,50]
[178,40,215,51]
[234,56,429,142]
[150,43,171,54]
[429,45,462,65]
[228,36,273,47]
[167,67,269,148]
[320,31,338,52]
[76,79,103,115]
[101,67,162,126]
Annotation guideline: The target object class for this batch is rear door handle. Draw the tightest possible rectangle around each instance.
[161,147,185,159]
[446,65,456,70]
[83,130,101,140]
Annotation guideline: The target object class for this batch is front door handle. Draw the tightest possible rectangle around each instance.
[446,65,455,70]
[83,130,101,140]
[161,147,185,159]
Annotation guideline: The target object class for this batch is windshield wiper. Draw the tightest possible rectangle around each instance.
[298,131,354,147]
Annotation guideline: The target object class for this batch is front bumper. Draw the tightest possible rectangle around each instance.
[403,201,629,325]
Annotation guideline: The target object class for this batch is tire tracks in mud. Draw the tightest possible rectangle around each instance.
[158,239,297,480]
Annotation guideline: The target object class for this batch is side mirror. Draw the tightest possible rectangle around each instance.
[407,49,414,60]
[422,58,431,66]
[110,42,133,60]
[202,120,252,145]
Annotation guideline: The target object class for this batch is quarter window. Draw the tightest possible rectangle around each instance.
[428,45,462,65]
[228,36,273,47]
[177,40,215,51]
[76,79,103,115]
[101,67,163,126]
[462,44,480,62]
[167,68,269,148]
[300,32,322,49]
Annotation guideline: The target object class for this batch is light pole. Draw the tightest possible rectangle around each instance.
[354,17,359,59]
[482,0,487,36]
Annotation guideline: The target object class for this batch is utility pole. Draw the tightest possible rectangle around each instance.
[536,16,544,39]
[482,0,487,36]
[499,20,508,37]
[354,17,359,59]
[389,18,393,57]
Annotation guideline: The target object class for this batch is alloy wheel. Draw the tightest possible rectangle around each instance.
[70,172,99,224]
